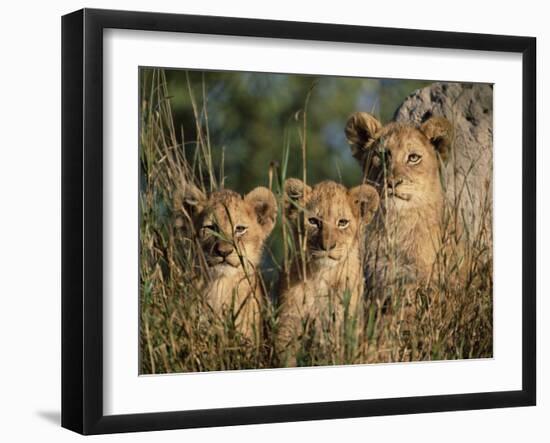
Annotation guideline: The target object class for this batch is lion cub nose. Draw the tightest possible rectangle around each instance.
[387,177,403,190]
[320,230,337,251]
[215,242,234,258]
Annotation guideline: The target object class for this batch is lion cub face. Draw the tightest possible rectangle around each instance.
[284,179,379,268]
[345,112,452,213]
[180,186,277,277]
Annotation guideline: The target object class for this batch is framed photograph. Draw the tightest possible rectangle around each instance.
[61,8,536,435]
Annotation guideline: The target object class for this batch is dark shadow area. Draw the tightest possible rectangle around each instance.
[36,410,61,426]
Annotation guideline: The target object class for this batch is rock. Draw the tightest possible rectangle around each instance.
[394,83,493,228]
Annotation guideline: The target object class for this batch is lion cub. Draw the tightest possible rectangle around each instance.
[276,179,379,364]
[345,112,454,283]
[178,184,277,341]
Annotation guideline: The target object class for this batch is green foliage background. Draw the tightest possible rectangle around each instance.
[160,68,431,194]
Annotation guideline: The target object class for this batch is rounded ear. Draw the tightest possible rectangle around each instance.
[345,112,382,162]
[173,182,207,225]
[244,186,277,235]
[420,117,453,163]
[348,184,380,225]
[283,178,311,220]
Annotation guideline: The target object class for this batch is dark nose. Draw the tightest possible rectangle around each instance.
[214,242,234,258]
[387,177,403,190]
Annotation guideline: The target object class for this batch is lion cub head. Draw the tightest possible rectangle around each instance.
[179,185,277,277]
[345,112,452,216]
[284,179,379,268]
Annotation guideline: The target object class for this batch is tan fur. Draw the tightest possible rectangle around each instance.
[178,185,277,340]
[276,180,379,364]
[345,112,453,283]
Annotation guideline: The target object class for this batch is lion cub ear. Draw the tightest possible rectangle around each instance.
[244,187,277,235]
[345,112,382,162]
[173,182,207,226]
[348,184,380,225]
[283,178,312,220]
[420,116,453,163]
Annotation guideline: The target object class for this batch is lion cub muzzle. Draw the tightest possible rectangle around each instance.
[309,224,342,262]
[210,241,240,268]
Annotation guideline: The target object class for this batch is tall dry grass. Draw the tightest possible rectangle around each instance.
[139,69,492,374]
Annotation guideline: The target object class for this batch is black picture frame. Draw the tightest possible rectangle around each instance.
[61,8,537,435]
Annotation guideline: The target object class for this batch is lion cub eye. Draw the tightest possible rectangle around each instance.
[407,153,422,164]
[234,225,248,236]
[201,224,217,236]
[307,217,321,228]
[337,219,350,229]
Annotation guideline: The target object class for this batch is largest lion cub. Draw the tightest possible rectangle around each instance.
[345,112,453,283]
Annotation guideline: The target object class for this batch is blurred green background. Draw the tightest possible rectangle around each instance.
[154,68,431,194]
